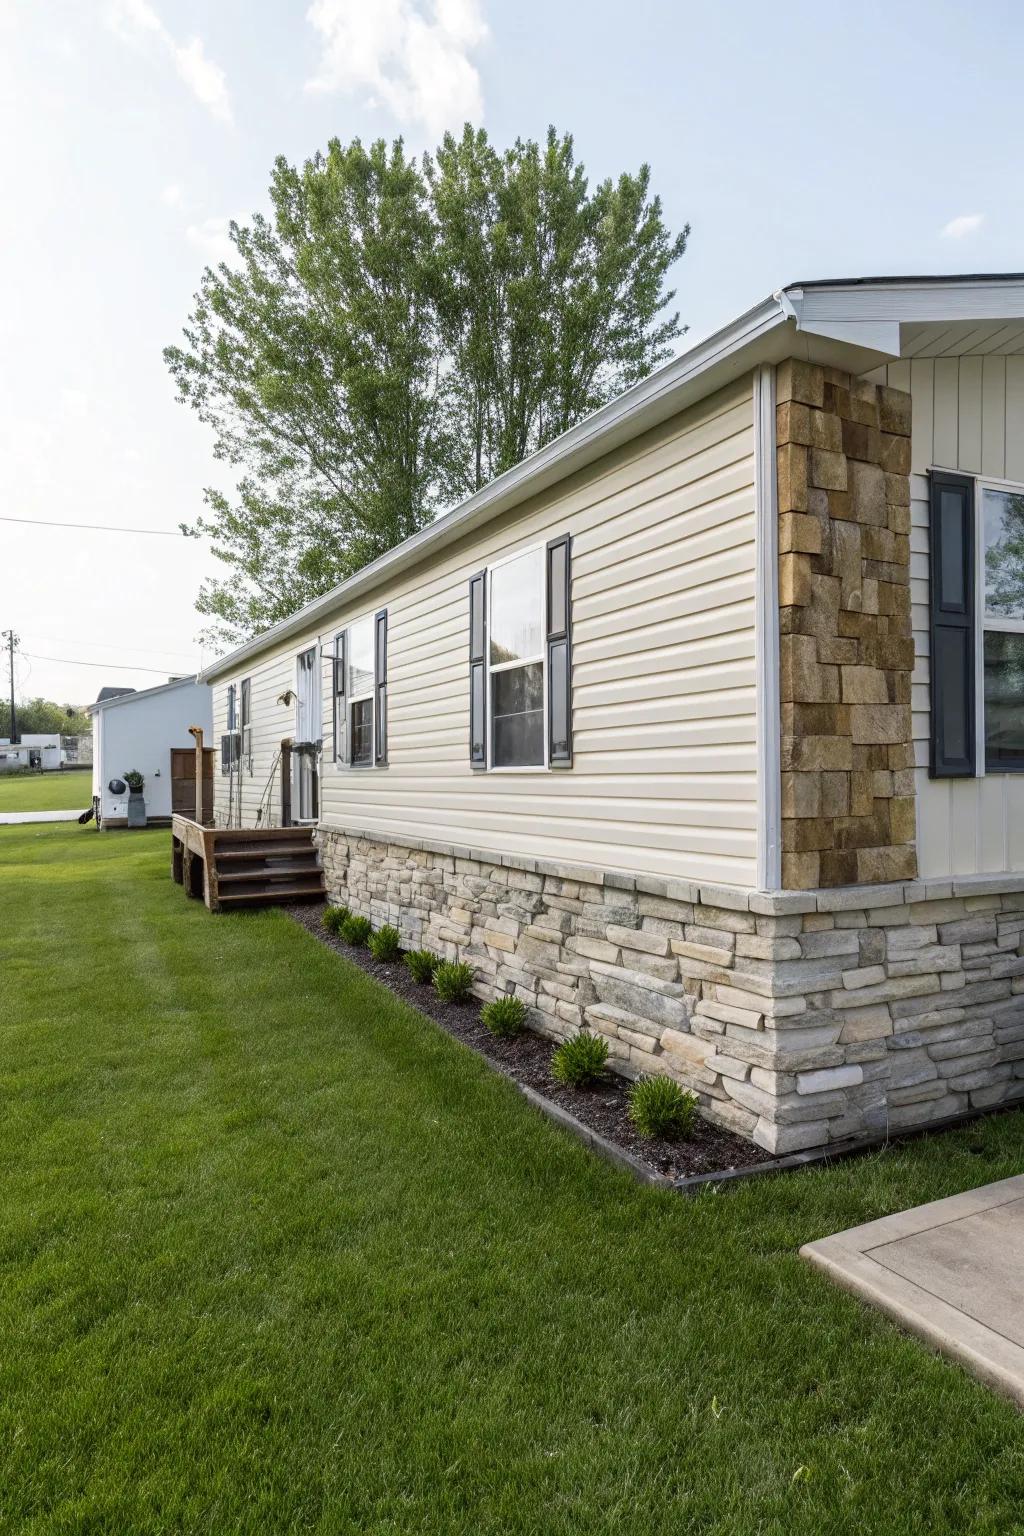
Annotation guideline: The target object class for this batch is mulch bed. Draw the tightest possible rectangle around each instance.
[284,903,774,1183]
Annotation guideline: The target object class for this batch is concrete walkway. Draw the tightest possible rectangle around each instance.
[0,809,87,825]
[802,1174,1024,1408]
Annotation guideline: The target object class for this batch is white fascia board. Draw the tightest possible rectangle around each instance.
[789,277,1024,327]
[200,295,793,682]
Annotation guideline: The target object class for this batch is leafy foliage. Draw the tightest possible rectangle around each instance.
[122,770,145,793]
[322,904,350,935]
[403,949,438,984]
[338,914,372,947]
[627,1076,698,1140]
[0,697,92,739]
[550,1030,609,1087]
[481,994,528,1037]
[166,128,688,644]
[368,925,401,961]
[432,960,474,1003]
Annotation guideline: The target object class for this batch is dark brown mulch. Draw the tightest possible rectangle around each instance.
[284,903,774,1183]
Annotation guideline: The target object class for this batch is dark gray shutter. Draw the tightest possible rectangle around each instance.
[546,534,573,766]
[374,609,388,765]
[929,471,975,777]
[333,632,347,763]
[469,572,487,767]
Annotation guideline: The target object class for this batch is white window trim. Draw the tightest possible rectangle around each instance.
[329,611,384,771]
[485,541,549,774]
[973,475,1024,779]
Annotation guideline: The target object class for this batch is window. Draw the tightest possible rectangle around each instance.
[331,611,388,768]
[469,536,573,771]
[929,474,1024,777]
[348,616,374,765]
[982,486,1024,770]
[240,678,252,773]
[489,547,545,767]
[226,683,237,733]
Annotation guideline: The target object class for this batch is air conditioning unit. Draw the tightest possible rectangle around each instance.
[220,731,241,773]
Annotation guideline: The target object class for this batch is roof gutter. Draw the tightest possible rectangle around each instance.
[200,293,792,682]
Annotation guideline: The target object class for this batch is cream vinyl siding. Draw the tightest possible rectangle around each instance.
[213,377,759,885]
[863,354,1024,878]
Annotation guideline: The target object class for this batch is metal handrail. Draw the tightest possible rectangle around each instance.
[254,749,281,828]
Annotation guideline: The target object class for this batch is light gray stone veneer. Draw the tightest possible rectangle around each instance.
[316,828,1024,1153]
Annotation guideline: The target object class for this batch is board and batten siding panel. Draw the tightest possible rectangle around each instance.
[213,378,759,885]
[863,355,1024,877]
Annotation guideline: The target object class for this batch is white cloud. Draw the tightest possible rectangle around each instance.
[941,213,984,239]
[161,181,184,207]
[104,0,232,124]
[185,215,239,266]
[305,0,486,138]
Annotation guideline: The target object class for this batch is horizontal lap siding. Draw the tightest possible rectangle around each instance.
[863,355,1024,877]
[214,378,759,884]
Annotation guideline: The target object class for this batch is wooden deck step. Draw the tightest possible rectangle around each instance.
[215,841,316,861]
[217,863,322,884]
[217,881,325,905]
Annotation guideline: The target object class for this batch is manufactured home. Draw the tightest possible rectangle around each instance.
[197,273,1024,1152]
[89,675,212,827]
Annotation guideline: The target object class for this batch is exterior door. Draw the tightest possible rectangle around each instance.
[294,647,321,822]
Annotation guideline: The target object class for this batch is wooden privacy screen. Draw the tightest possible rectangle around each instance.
[171,747,214,824]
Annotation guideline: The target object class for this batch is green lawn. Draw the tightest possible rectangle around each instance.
[3,823,1024,1534]
[0,767,92,812]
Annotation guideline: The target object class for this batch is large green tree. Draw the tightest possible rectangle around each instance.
[167,127,688,645]
[0,698,91,739]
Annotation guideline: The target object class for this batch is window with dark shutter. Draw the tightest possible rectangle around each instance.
[332,632,347,763]
[374,609,388,765]
[546,534,573,766]
[240,678,252,773]
[929,471,976,777]
[469,571,487,767]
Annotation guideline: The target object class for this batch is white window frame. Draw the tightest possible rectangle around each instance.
[486,541,549,774]
[973,474,1024,778]
[330,611,382,771]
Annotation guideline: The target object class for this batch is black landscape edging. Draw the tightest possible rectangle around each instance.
[284,907,1024,1196]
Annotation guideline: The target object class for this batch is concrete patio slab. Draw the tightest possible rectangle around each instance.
[0,809,86,825]
[801,1174,1024,1408]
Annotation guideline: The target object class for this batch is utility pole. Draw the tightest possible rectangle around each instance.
[2,630,18,744]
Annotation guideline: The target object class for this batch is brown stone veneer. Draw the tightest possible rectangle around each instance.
[777,359,916,889]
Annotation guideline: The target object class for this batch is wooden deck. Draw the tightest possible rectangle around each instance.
[171,816,325,912]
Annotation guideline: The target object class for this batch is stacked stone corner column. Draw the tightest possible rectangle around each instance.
[776,359,916,890]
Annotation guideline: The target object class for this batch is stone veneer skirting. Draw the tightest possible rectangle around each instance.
[316,828,1024,1153]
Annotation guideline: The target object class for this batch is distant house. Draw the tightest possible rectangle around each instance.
[88,676,212,827]
[198,272,1024,1154]
[0,733,89,773]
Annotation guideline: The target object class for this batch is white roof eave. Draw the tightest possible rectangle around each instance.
[200,272,1024,684]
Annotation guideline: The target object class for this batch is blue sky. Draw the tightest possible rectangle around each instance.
[1,0,1021,704]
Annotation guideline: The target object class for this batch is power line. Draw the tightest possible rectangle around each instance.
[20,652,199,675]
[32,633,202,661]
[1,515,190,537]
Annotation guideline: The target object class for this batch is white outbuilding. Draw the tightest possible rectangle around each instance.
[88,676,212,828]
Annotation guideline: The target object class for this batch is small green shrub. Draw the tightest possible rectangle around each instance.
[433,960,474,1003]
[368,925,401,961]
[404,949,438,984]
[481,994,528,1037]
[551,1030,609,1087]
[627,1076,698,1140]
[322,904,350,935]
[338,914,372,947]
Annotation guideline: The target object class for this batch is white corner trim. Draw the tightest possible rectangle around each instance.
[754,363,781,891]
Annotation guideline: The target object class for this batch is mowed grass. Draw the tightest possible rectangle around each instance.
[0,768,92,812]
[3,824,1024,1535]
